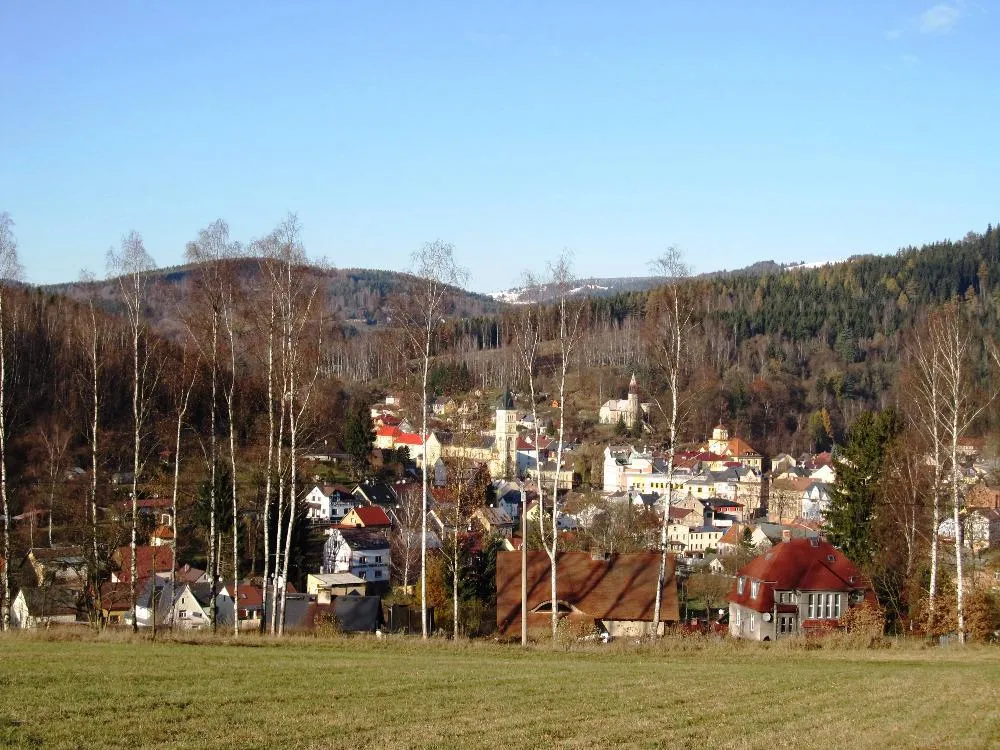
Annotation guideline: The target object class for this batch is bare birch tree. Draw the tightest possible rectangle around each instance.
[929,306,998,643]
[78,270,105,627]
[257,214,322,635]
[168,348,199,628]
[512,273,543,646]
[539,252,585,643]
[908,316,946,623]
[648,247,691,633]
[0,213,21,631]
[185,219,239,631]
[106,231,156,633]
[221,263,243,636]
[395,240,467,639]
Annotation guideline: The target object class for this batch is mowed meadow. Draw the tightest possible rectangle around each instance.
[1,634,998,749]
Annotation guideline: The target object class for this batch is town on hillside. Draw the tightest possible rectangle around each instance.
[2,213,1000,645]
[8,370,1000,643]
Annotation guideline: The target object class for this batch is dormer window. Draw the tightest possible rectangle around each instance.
[737,577,745,595]
[750,580,760,599]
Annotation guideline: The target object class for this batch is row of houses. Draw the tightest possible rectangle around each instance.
[494,533,878,642]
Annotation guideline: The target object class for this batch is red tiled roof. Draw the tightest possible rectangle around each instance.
[114,545,173,582]
[727,538,873,614]
[376,425,402,439]
[347,505,392,527]
[396,432,427,446]
[726,437,759,457]
[496,551,679,636]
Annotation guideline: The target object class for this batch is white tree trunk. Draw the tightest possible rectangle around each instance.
[89,300,102,628]
[420,328,430,639]
[0,292,9,632]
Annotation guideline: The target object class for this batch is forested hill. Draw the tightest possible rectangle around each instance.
[588,225,1000,343]
[551,224,1000,454]
[42,262,501,331]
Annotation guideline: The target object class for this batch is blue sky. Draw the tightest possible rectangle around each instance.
[2,2,997,291]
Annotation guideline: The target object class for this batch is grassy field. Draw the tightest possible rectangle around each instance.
[1,633,998,749]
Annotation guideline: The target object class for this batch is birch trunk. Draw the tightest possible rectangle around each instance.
[653,290,681,632]
[261,293,276,634]
[0,289,9,631]
[88,295,102,628]
[224,303,240,636]
[209,312,218,632]
[169,362,196,629]
[129,311,140,633]
[420,329,430,639]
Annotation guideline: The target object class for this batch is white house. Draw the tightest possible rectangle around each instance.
[800,482,833,522]
[809,464,836,483]
[667,523,725,553]
[322,529,391,584]
[938,508,1000,551]
[10,588,82,628]
[304,484,355,523]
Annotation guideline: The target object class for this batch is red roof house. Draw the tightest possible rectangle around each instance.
[341,505,392,529]
[727,537,877,640]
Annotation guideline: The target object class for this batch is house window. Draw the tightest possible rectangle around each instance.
[833,594,841,618]
[779,615,794,634]
[375,556,382,563]
[737,577,745,595]
[359,555,367,564]
[808,594,815,618]
[749,612,757,631]
[358,570,366,579]
[734,608,741,627]
[750,580,760,599]
[179,610,187,618]
[374,570,382,579]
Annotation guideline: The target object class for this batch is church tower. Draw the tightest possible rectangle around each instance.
[495,389,517,477]
[709,424,729,455]
[627,373,640,428]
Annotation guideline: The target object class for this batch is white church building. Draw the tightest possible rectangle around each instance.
[599,373,651,428]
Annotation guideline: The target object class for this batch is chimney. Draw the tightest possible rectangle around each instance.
[781,529,792,543]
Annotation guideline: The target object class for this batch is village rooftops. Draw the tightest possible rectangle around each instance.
[353,480,397,506]
[337,528,391,551]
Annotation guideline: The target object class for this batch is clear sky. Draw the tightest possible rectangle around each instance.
[2,1,998,291]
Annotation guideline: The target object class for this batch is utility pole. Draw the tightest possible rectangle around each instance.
[520,479,527,647]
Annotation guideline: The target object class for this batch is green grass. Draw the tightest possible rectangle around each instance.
[1,633,998,749]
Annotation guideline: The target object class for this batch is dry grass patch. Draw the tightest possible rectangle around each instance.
[0,632,997,749]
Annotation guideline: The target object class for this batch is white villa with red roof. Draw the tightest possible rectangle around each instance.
[728,536,876,641]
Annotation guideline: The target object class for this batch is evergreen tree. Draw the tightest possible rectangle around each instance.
[824,409,900,565]
[343,402,375,475]
[615,415,628,437]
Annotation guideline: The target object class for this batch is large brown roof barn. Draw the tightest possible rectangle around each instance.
[496,551,679,638]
